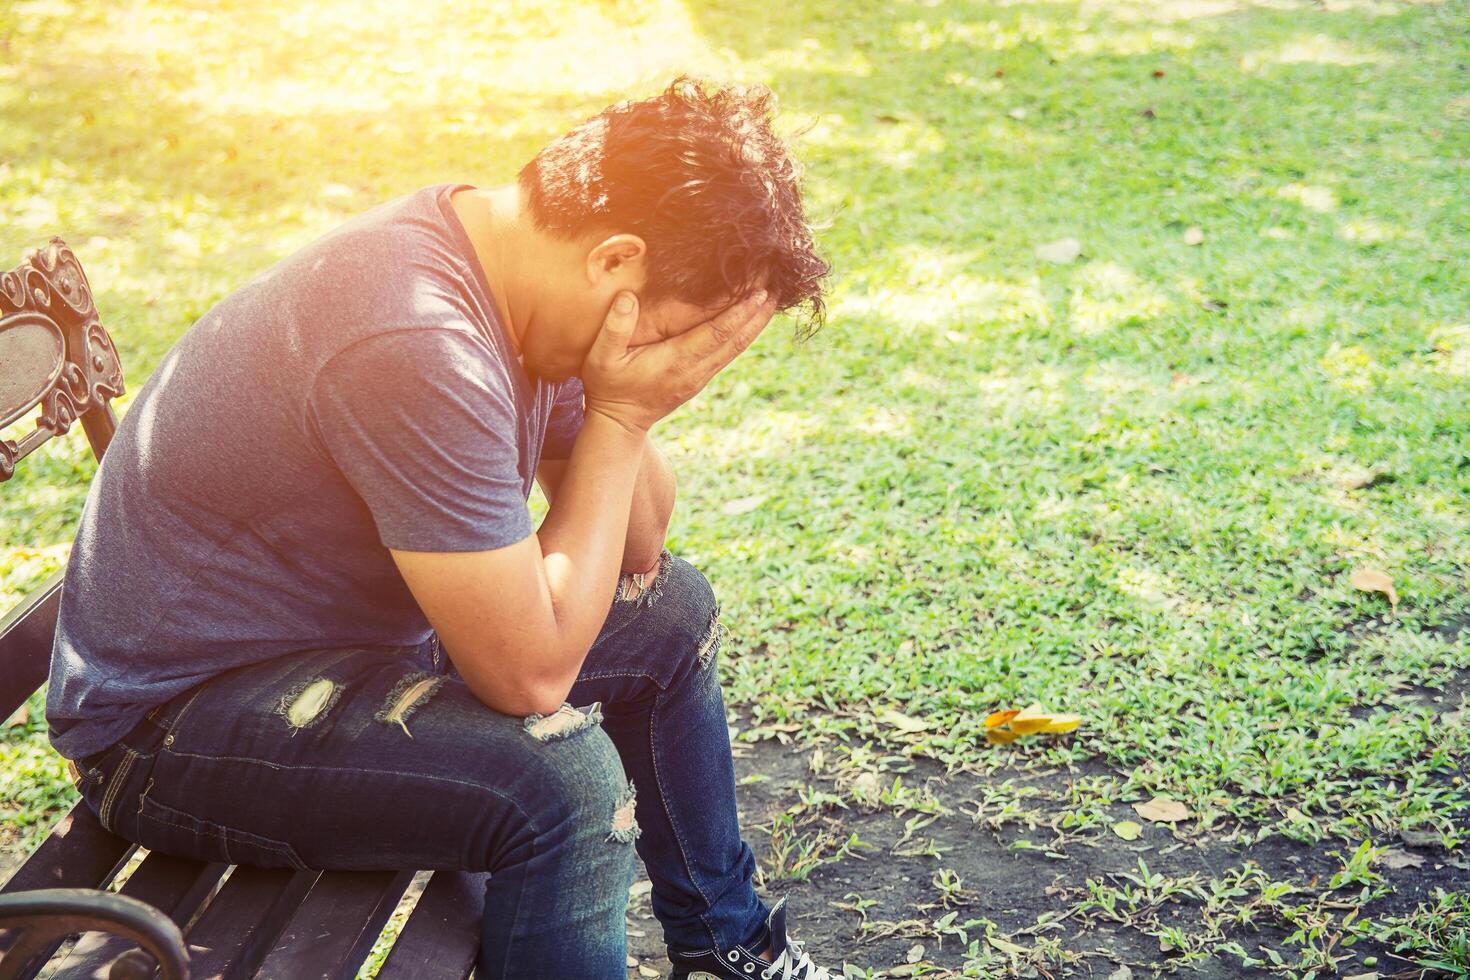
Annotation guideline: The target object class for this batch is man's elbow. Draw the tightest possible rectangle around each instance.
[452,643,583,719]
[623,536,668,576]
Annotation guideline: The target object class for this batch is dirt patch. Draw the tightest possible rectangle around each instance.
[626,725,1469,979]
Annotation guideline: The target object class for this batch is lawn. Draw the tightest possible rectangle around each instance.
[2,0,1468,976]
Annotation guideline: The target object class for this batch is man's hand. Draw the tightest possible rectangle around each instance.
[580,289,778,433]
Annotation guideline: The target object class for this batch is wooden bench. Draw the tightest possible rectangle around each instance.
[0,239,486,980]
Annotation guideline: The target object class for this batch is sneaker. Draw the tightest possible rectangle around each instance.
[668,898,836,980]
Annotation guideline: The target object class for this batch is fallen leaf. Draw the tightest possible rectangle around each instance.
[851,771,881,806]
[986,727,1021,745]
[1349,567,1399,611]
[1133,796,1191,823]
[906,943,926,964]
[1113,820,1143,841]
[629,879,653,898]
[1343,973,1380,980]
[5,704,29,728]
[1380,848,1425,870]
[987,936,1029,956]
[1108,967,1134,980]
[1008,702,1053,734]
[1040,713,1082,734]
[638,965,658,978]
[879,709,930,734]
[1398,828,1441,849]
[1182,226,1205,246]
[721,494,768,516]
[1338,465,1387,490]
[1007,107,1027,120]
[1035,238,1082,264]
[983,709,1020,729]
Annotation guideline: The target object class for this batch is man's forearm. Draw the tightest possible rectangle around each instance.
[535,411,648,675]
[623,440,675,574]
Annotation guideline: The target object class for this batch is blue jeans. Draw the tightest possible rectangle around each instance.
[69,553,768,979]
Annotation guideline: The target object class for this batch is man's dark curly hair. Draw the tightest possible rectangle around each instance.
[518,76,830,338]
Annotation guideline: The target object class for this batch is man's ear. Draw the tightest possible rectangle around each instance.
[586,233,646,287]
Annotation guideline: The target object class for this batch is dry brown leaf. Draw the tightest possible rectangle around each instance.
[5,704,29,728]
[721,494,768,516]
[1337,465,1384,490]
[1133,796,1191,823]
[1035,238,1082,263]
[1380,847,1425,870]
[1349,567,1399,611]
[1398,828,1440,849]
[879,709,930,734]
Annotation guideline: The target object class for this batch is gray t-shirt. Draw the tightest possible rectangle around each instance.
[45,183,584,761]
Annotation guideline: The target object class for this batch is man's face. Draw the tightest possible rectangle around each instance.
[520,288,732,385]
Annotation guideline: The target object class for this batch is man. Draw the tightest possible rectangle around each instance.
[44,77,836,979]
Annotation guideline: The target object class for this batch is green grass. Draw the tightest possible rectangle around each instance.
[2,0,1468,972]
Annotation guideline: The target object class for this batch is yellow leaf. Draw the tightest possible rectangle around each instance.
[1132,796,1191,823]
[1008,703,1053,734]
[986,727,1021,744]
[983,709,1019,729]
[1040,713,1082,734]
[1112,820,1143,841]
[1349,567,1398,611]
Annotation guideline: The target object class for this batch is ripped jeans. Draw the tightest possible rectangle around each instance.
[69,552,767,980]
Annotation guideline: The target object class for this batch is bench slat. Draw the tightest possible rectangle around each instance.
[182,866,319,980]
[0,804,135,978]
[0,804,133,897]
[47,853,227,980]
[0,571,62,723]
[254,869,414,980]
[375,870,485,980]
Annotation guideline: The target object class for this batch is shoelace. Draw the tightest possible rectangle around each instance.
[760,938,833,980]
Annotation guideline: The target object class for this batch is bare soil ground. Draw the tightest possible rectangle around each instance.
[627,703,1469,979]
